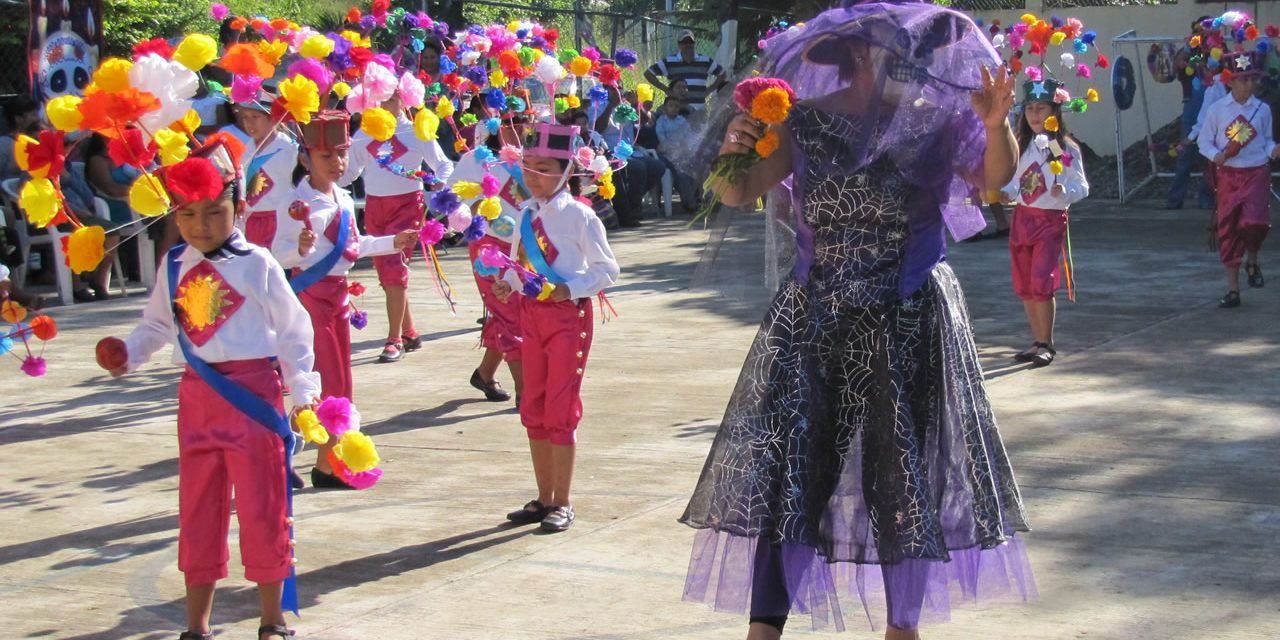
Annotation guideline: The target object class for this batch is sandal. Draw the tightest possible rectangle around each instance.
[178,633,213,640]
[541,505,575,532]
[507,499,551,524]
[470,368,512,402]
[1029,342,1056,368]
[1013,343,1040,363]
[377,341,403,363]
[258,624,295,639]
[1219,290,1241,308]
[1246,264,1264,288]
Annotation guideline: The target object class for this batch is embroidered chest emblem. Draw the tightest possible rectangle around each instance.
[324,210,360,262]
[246,171,274,207]
[175,262,244,347]
[1019,161,1047,203]
[1225,114,1258,149]
[370,136,408,166]
[531,217,559,265]
[499,176,527,209]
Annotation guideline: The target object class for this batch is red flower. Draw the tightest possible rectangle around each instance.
[1268,25,1280,39]
[230,17,247,31]
[164,157,225,204]
[270,18,290,31]
[372,0,389,20]
[544,28,560,45]
[346,7,362,24]
[30,315,57,341]
[443,72,460,89]
[350,47,375,69]
[347,282,366,297]
[1096,54,1109,69]
[107,128,157,168]
[250,18,267,32]
[27,130,67,179]
[133,38,175,61]
[498,50,521,73]
[598,64,621,87]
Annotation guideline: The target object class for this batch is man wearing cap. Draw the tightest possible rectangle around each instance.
[644,30,728,112]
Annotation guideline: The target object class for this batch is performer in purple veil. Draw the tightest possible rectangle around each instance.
[680,2,1034,638]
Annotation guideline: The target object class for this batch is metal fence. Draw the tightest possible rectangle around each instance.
[0,1,30,98]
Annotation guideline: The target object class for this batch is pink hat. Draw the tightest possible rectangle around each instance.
[524,122,579,161]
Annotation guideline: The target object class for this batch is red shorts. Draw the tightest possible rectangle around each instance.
[470,236,523,362]
[1214,165,1272,268]
[364,191,425,288]
[519,297,593,445]
[1009,205,1068,301]
[243,210,277,249]
[296,275,353,400]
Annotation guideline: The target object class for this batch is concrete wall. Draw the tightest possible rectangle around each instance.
[967,2,1280,157]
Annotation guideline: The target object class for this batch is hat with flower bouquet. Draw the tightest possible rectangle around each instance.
[986,12,1103,111]
[1188,11,1276,85]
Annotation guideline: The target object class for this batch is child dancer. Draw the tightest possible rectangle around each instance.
[96,141,319,640]
[492,122,619,532]
[235,89,299,250]
[341,90,455,362]
[1006,77,1089,367]
[273,111,417,489]
[1197,49,1278,308]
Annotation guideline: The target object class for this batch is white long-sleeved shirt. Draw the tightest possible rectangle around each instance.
[502,189,619,300]
[1189,80,1230,141]
[272,180,398,275]
[239,131,299,215]
[451,150,527,242]
[1003,140,1089,209]
[124,232,321,410]
[341,116,454,197]
[1197,93,1276,168]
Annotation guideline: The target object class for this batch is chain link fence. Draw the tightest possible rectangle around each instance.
[0,0,31,99]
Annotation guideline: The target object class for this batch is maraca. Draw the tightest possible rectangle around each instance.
[95,337,128,371]
[288,200,312,231]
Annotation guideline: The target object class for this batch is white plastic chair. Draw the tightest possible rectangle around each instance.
[1,176,75,304]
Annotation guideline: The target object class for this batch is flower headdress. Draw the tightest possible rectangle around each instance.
[984,13,1103,112]
[1187,11,1276,86]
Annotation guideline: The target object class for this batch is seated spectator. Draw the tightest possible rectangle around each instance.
[654,97,702,213]
[591,84,664,228]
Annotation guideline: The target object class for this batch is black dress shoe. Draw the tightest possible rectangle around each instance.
[470,368,512,401]
[1246,264,1264,288]
[540,505,575,532]
[310,468,355,489]
[507,499,550,523]
[1219,290,1241,308]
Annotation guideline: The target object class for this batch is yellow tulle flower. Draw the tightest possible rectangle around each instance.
[566,94,581,109]
[1043,115,1059,133]
[598,182,616,199]
[68,225,106,274]
[755,128,780,158]
[154,129,190,166]
[19,178,59,227]
[258,40,288,66]
[451,181,481,199]
[335,431,380,473]
[570,56,593,76]
[300,35,334,60]
[750,88,793,126]
[435,98,455,118]
[47,95,83,132]
[636,83,654,105]
[360,107,396,142]
[1049,160,1064,175]
[1086,88,1099,102]
[173,34,217,72]
[478,197,501,220]
[1,299,26,323]
[93,58,133,93]
[413,108,439,141]
[489,70,508,88]
[129,174,171,217]
[278,76,319,124]
[293,409,330,445]
[332,81,352,98]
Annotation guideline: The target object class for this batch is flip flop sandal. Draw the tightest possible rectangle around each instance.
[258,624,295,639]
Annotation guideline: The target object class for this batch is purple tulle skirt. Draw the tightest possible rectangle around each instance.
[684,530,1035,631]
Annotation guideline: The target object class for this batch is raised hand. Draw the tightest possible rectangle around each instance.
[971,64,1016,130]
[720,113,762,156]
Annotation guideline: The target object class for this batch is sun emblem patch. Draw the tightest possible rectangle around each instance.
[174,262,244,346]
[1019,161,1047,203]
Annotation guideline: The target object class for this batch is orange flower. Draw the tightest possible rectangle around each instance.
[270,18,290,31]
[67,225,106,274]
[78,87,161,137]
[220,43,275,79]
[1,300,27,323]
[346,7,361,23]
[750,88,792,126]
[30,315,57,341]
[230,17,247,31]
[250,18,267,32]
[755,128,780,158]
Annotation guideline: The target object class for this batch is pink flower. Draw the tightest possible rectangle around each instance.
[344,467,382,489]
[582,47,602,63]
[316,396,360,439]
[211,3,229,21]
[498,144,523,166]
[447,205,472,232]
[231,75,264,103]
[397,72,425,108]
[574,146,595,168]
[733,77,797,113]
[479,244,508,268]
[1053,88,1070,104]
[363,62,398,104]
[288,58,333,93]
[344,85,371,114]
[21,356,46,377]
[1025,66,1043,81]
[1076,63,1092,79]
[481,173,501,198]
[419,217,445,245]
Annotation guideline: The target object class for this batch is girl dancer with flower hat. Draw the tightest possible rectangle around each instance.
[682,3,1033,637]
[235,88,299,250]
[491,121,619,533]
[273,111,419,489]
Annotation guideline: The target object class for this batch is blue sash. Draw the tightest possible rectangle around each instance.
[519,208,565,285]
[289,208,352,295]
[166,245,300,615]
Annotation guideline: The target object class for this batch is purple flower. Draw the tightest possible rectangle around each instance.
[614,48,638,68]
[288,58,333,91]
[350,310,369,330]
[430,189,461,214]
[464,65,487,86]
[530,36,546,49]
[588,84,608,102]
[522,278,543,297]
[433,23,450,39]
[328,35,354,72]
[468,25,485,36]
[360,15,377,31]
[464,215,487,241]
[403,14,419,29]
[516,29,528,39]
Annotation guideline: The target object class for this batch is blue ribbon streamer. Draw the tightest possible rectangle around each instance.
[289,208,352,295]
[519,208,565,285]
[167,245,300,615]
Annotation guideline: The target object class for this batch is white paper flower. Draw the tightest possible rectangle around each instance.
[129,54,198,142]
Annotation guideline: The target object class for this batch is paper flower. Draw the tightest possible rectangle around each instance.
[301,34,335,60]
[220,43,274,79]
[363,62,398,104]
[15,131,65,180]
[21,356,46,378]
[465,215,487,241]
[435,98,455,118]
[132,38,174,61]
[348,281,366,297]
[2,300,27,323]
[480,173,501,198]
[46,95,83,132]
[360,107,397,141]
[569,56,593,76]
[597,181,616,199]
[294,409,330,445]
[317,396,360,438]
[210,2,228,20]
[164,157,224,204]
[1049,160,1064,175]
[278,76,320,123]
[128,174,171,217]
[1086,87,1100,102]
[93,58,134,93]
[258,39,288,66]
[447,204,472,232]
[68,225,106,273]
[598,64,621,87]
[533,56,565,84]
[231,75,264,104]
[332,81,352,98]
[288,59,333,95]
[419,218,445,245]
[1044,115,1060,132]
[173,34,218,71]
[398,72,425,108]
[636,83,654,104]
[154,129,190,166]
[412,108,440,142]
[350,309,369,329]
[452,181,481,199]
[19,178,60,228]
[78,87,161,136]
[430,188,462,214]
[478,197,501,220]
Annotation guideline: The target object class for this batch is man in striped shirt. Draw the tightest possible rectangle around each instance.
[644,30,728,112]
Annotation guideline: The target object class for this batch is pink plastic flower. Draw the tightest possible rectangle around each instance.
[498,144,523,166]
[419,217,445,245]
[21,355,46,377]
[231,75,264,103]
[211,3,229,21]
[316,396,360,439]
[481,173,501,198]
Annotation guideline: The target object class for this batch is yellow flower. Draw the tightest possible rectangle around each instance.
[636,83,654,104]
[536,280,556,301]
[300,35,334,60]
[489,69,507,88]
[413,108,439,141]
[93,58,133,93]
[750,88,792,126]
[1,299,26,323]
[68,225,106,274]
[1086,88,1099,102]
[339,30,370,48]
[1043,115,1059,133]
[360,107,397,142]
[173,34,217,72]
[129,174,171,216]
[451,181,481,199]
[567,94,581,109]
[478,197,501,220]
[507,20,520,32]
[1049,160,1064,175]
[293,409,330,445]
[599,169,613,185]
[334,431,380,473]
[258,40,288,66]
[19,178,59,227]
[435,98,455,118]
[278,76,319,124]
[597,182,616,199]
[1020,13,1037,25]
[14,135,49,179]
[454,139,467,153]
[755,128,780,158]
[154,129,190,166]
[1050,32,1066,46]
[47,95,84,132]
[570,56,593,76]
[332,81,352,98]
[170,109,202,135]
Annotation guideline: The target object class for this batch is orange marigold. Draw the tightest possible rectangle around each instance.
[755,128,780,158]
[750,88,792,126]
